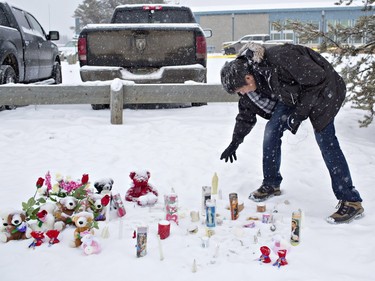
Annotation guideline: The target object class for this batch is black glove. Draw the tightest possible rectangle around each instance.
[220,141,240,163]
[287,112,304,134]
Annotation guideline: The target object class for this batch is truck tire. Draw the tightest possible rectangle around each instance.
[0,65,17,84]
[52,62,62,84]
[91,104,109,110]
[0,65,17,110]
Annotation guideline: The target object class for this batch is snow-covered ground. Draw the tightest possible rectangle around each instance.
[0,57,374,281]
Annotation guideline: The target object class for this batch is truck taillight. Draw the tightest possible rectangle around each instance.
[196,35,207,60]
[78,37,87,63]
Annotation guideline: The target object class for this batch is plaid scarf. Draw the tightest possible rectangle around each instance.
[246,91,276,114]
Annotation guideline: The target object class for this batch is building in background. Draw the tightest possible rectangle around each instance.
[192,4,372,53]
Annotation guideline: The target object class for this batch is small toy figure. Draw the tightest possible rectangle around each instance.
[125,171,158,206]
[28,231,45,248]
[81,233,101,255]
[273,249,288,268]
[259,246,271,263]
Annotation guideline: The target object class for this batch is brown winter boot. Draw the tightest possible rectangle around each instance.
[248,185,281,202]
[326,201,364,224]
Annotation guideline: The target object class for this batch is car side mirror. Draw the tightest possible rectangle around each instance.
[203,28,212,38]
[47,31,60,41]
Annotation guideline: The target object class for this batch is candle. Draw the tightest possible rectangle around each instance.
[211,173,218,195]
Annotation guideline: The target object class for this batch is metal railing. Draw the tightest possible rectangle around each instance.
[0,79,238,124]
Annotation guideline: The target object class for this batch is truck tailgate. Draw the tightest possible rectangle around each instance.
[86,24,199,68]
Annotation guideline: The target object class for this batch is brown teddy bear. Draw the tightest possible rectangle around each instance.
[54,196,78,230]
[0,212,31,242]
[125,170,158,206]
[71,211,94,248]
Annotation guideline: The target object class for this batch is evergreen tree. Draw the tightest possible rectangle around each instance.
[74,0,166,27]
[275,0,375,127]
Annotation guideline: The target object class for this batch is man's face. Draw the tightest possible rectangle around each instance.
[236,74,257,95]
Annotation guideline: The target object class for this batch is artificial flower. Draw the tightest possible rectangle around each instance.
[101,194,110,206]
[45,171,52,191]
[81,174,89,185]
[36,177,45,188]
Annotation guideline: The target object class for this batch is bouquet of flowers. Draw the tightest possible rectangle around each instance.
[22,171,90,221]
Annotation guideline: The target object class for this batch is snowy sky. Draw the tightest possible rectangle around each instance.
[6,0,343,38]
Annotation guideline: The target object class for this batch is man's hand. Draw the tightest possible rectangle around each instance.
[287,112,304,134]
[220,141,240,163]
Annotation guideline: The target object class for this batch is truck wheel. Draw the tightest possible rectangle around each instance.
[0,65,17,84]
[0,65,17,110]
[91,104,109,110]
[52,62,62,84]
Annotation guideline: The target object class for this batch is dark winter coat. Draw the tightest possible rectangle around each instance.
[233,43,346,143]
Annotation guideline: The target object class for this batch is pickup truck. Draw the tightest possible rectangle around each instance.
[0,1,61,106]
[78,4,211,109]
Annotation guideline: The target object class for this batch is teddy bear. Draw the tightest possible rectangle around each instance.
[54,196,78,230]
[71,211,94,248]
[0,210,9,231]
[0,211,31,242]
[94,178,114,194]
[86,194,110,221]
[29,202,62,232]
[81,233,101,255]
[125,171,158,206]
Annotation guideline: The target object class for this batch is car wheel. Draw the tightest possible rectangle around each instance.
[91,104,109,110]
[0,65,17,84]
[52,62,62,84]
[0,65,17,110]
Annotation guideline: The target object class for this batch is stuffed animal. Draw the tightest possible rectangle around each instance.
[125,171,158,206]
[29,202,61,232]
[0,211,31,242]
[71,211,94,248]
[86,194,110,221]
[0,210,9,232]
[94,178,114,194]
[54,196,78,229]
[94,178,116,214]
[81,233,101,255]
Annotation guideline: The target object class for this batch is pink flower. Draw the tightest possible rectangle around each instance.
[45,171,52,191]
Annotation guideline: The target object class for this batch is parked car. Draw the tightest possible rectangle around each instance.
[0,1,61,109]
[58,39,78,60]
[222,34,271,55]
[0,2,61,84]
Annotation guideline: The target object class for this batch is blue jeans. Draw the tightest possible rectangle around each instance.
[262,102,362,202]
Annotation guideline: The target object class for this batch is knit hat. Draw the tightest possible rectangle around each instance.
[220,42,266,94]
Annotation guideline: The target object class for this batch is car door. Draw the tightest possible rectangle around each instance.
[11,7,39,81]
[25,13,56,80]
